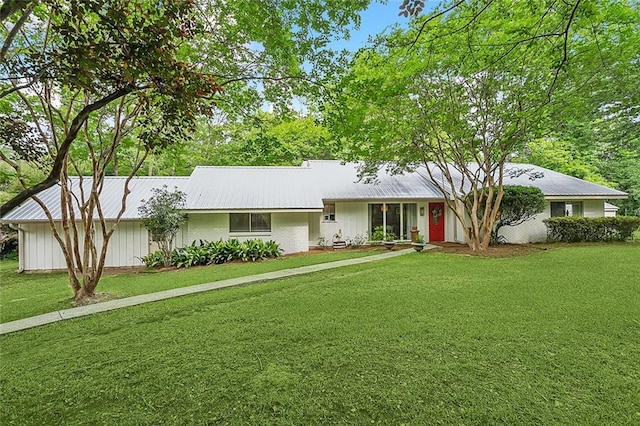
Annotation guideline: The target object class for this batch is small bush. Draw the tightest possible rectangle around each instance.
[347,234,368,248]
[1,224,18,259]
[141,238,283,268]
[543,216,640,242]
[140,250,164,268]
[370,226,385,242]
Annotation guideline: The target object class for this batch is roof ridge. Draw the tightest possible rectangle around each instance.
[192,165,310,170]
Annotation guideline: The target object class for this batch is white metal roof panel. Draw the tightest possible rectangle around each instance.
[307,161,444,200]
[2,161,626,223]
[501,163,627,197]
[185,166,323,210]
[1,177,188,222]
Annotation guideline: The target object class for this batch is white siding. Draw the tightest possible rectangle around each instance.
[497,200,606,244]
[19,220,154,271]
[319,201,432,244]
[308,212,321,246]
[272,212,309,254]
[187,213,228,243]
[583,200,604,217]
[498,211,549,244]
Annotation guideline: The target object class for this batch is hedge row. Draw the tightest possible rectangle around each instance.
[543,216,640,242]
[142,238,282,268]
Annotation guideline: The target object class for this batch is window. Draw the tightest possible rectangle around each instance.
[229,213,271,233]
[550,201,583,217]
[323,203,336,221]
[550,202,566,217]
[369,202,417,239]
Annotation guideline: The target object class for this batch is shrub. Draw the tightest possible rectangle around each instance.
[142,238,282,268]
[370,226,385,242]
[348,233,368,248]
[140,250,164,268]
[0,224,18,259]
[543,216,640,242]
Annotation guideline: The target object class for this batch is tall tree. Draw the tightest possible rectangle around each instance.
[330,0,639,250]
[1,0,222,216]
[1,0,372,301]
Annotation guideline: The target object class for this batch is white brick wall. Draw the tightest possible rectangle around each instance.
[272,212,309,254]
[187,211,310,254]
[497,200,606,243]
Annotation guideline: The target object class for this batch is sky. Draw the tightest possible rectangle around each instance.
[335,0,439,51]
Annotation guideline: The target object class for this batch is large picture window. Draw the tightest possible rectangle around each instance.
[229,213,271,233]
[369,202,417,239]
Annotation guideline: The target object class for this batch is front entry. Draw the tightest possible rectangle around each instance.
[428,202,445,242]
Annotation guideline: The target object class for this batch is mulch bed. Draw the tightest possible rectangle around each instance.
[432,242,549,258]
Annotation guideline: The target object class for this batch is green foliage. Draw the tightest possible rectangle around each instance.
[1,249,383,322]
[492,185,546,244]
[141,238,283,268]
[543,216,640,242]
[370,226,385,242]
[347,234,368,248]
[329,0,639,251]
[0,224,17,258]
[147,112,339,174]
[138,186,187,267]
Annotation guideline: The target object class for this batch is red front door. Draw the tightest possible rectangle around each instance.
[428,202,445,242]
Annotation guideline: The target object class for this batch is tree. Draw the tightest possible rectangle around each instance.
[330,0,639,250]
[1,0,222,216]
[490,186,545,244]
[2,0,372,301]
[143,111,338,173]
[139,186,187,267]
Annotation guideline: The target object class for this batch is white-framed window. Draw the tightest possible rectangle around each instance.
[550,201,583,217]
[323,202,336,221]
[229,213,271,232]
[369,202,417,239]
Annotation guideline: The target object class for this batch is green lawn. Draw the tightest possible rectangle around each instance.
[0,249,384,323]
[1,244,639,425]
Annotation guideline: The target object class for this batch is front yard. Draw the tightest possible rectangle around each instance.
[1,244,639,425]
[0,248,385,323]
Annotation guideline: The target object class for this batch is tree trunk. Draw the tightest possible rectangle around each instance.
[73,283,96,302]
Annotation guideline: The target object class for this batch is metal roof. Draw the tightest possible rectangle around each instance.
[1,161,627,222]
[500,164,627,197]
[1,177,188,222]
[185,166,323,210]
[306,161,444,200]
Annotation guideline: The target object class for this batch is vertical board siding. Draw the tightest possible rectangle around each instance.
[308,212,321,246]
[21,221,151,271]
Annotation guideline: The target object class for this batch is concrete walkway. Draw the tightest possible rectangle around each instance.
[1,246,437,335]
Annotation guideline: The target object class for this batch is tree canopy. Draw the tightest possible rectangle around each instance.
[329,0,640,249]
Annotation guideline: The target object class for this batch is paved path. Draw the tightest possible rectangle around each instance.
[1,246,437,335]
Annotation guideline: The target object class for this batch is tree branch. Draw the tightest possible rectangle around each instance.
[0,86,133,217]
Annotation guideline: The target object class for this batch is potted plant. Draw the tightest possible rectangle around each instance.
[412,234,426,252]
[332,229,347,249]
[383,232,396,250]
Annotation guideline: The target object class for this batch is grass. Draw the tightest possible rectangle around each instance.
[0,248,384,323]
[1,244,638,425]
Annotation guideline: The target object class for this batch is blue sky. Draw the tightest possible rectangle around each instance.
[335,0,439,51]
